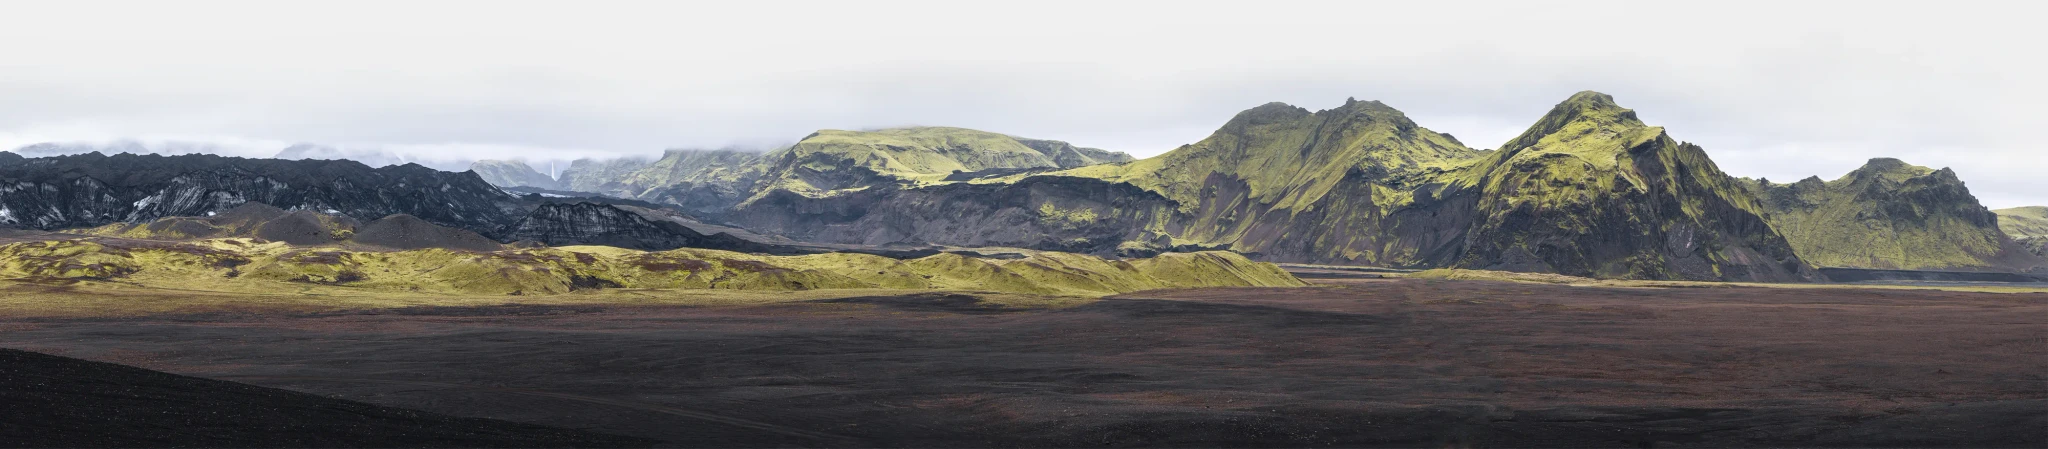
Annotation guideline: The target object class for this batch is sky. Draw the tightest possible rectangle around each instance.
[0,1,2041,207]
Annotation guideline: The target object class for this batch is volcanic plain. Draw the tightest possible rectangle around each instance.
[2,275,2043,448]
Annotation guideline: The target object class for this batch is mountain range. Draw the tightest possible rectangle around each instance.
[469,91,2044,280]
[3,91,2039,281]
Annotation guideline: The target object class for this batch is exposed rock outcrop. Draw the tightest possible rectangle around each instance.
[468,159,561,190]
[0,153,526,232]
[504,202,772,252]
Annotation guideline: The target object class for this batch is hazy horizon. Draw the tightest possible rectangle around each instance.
[2,1,2041,207]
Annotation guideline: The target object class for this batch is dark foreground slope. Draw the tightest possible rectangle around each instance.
[6,281,2039,447]
[0,348,650,448]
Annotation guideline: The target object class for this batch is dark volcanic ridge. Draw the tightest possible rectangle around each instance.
[0,152,801,253]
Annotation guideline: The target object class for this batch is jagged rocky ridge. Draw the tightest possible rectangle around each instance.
[1744,159,2045,271]
[0,152,773,252]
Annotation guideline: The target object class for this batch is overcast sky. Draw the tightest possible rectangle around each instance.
[0,1,2040,207]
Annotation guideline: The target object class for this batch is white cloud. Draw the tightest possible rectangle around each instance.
[0,0,2040,207]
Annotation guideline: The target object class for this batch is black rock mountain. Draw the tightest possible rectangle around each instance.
[0,152,774,253]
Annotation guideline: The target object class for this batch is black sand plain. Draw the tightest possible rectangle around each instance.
[3,278,2043,447]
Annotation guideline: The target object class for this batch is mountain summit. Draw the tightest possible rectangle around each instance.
[1456,91,1814,281]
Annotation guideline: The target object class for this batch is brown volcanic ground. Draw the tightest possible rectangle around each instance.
[2,279,2043,448]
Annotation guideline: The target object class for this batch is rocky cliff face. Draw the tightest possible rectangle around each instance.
[468,159,561,190]
[1452,92,1815,281]
[0,153,527,232]
[1746,160,2044,271]
[1054,98,1483,265]
[504,202,772,252]
[730,176,1182,256]
[556,156,656,194]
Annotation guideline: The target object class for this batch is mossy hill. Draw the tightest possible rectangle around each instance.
[0,238,1300,297]
[1994,206,2048,258]
[1744,160,2045,271]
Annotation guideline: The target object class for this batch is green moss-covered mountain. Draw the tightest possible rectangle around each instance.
[1443,92,1812,281]
[1994,206,2048,258]
[751,127,1133,199]
[724,92,1818,282]
[1743,160,2045,271]
[502,129,1134,215]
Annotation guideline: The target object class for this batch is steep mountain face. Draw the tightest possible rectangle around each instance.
[555,156,655,194]
[1051,98,1483,264]
[504,202,772,252]
[1450,92,1814,281]
[0,153,528,232]
[1745,160,2043,271]
[731,176,1182,255]
[1996,206,2048,258]
[468,159,561,190]
[618,149,770,213]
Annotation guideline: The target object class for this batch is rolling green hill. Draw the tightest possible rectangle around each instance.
[0,238,1300,297]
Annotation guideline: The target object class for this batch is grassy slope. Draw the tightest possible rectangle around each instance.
[0,238,1303,298]
[1746,160,2022,270]
[1994,206,2048,257]
[1995,206,2048,238]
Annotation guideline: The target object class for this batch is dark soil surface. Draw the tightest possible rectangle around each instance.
[4,280,2044,447]
[0,348,654,448]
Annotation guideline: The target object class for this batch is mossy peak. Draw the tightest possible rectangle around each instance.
[1222,102,1313,129]
[1842,158,1939,185]
[1497,91,1646,155]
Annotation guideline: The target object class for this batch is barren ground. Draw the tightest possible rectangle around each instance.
[3,278,2043,447]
